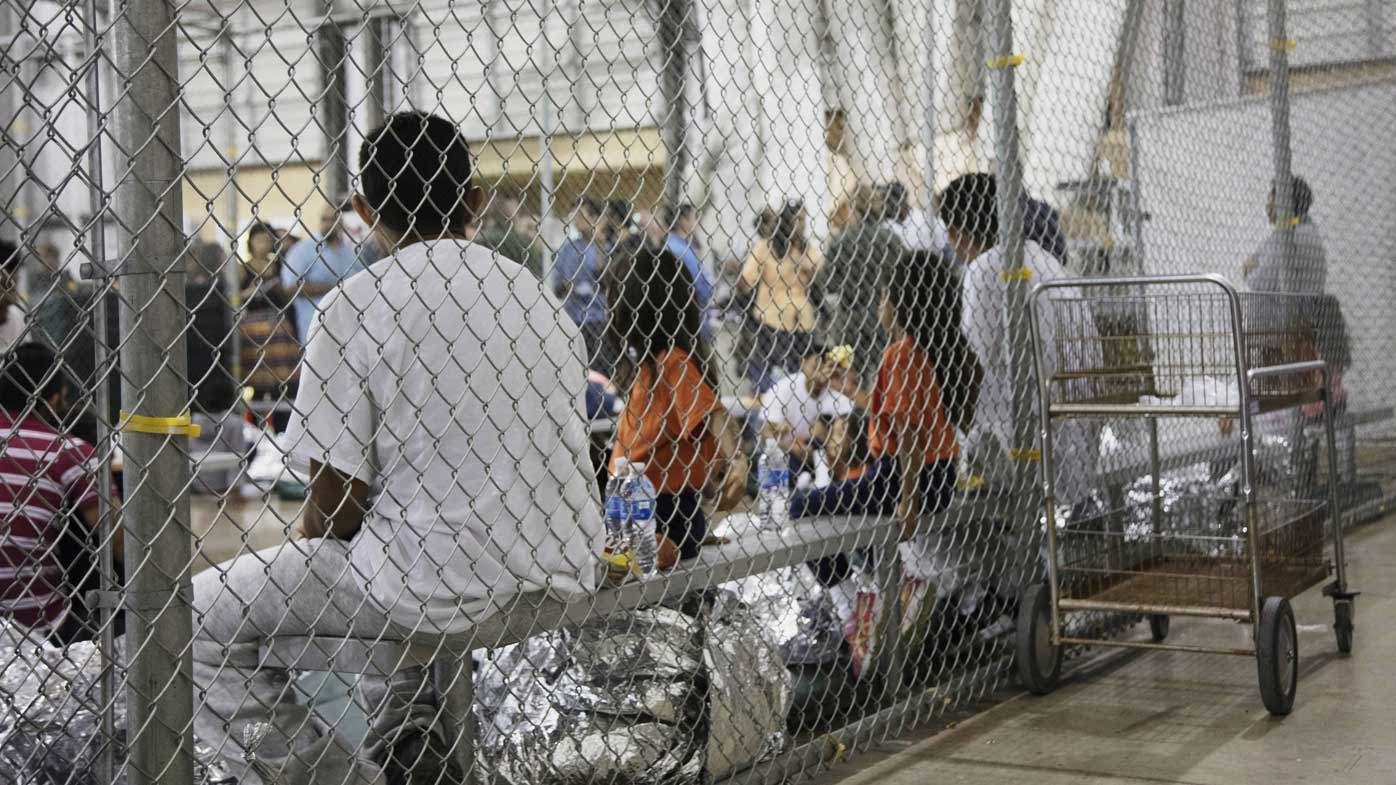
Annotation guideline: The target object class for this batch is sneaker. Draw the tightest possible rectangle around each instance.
[382,729,466,785]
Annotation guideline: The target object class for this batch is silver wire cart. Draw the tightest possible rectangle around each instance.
[1016,274,1356,715]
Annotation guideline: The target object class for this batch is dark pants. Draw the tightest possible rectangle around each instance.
[793,457,957,587]
[747,323,814,392]
[657,489,707,561]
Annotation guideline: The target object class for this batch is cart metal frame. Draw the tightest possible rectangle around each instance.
[1021,273,1355,714]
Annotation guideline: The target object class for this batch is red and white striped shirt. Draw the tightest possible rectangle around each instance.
[0,411,101,631]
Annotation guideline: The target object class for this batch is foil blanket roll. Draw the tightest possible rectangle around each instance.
[474,598,792,785]
[0,623,234,784]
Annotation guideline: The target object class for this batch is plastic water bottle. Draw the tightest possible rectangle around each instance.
[758,438,792,530]
[626,462,659,577]
[603,458,631,559]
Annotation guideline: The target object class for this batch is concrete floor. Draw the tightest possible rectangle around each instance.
[807,516,1396,785]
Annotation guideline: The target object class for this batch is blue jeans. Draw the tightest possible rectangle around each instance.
[792,457,956,587]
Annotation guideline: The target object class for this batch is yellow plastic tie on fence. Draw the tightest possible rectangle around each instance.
[987,53,1025,70]
[821,733,848,762]
[957,474,986,490]
[1010,448,1041,462]
[1000,268,1032,282]
[1270,38,1296,52]
[118,411,201,438]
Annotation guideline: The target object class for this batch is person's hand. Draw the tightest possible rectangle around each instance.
[714,455,749,512]
[827,367,859,398]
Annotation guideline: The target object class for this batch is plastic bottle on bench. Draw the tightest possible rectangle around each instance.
[626,462,659,577]
[758,438,792,530]
[604,458,632,573]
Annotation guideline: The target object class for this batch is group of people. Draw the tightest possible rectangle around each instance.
[0,101,1351,785]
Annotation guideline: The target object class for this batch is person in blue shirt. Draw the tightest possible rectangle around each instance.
[662,205,714,319]
[280,201,368,343]
[548,198,613,372]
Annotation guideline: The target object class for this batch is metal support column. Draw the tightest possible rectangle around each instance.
[984,0,1036,513]
[79,2,119,783]
[318,0,349,201]
[110,1,196,782]
[364,15,389,130]
[658,0,692,209]
[0,4,19,242]
[1162,0,1186,106]
[1266,0,1295,295]
[538,0,557,256]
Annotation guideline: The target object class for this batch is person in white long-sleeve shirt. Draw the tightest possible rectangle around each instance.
[939,174,1098,507]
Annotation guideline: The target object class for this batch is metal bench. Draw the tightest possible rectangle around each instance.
[257,502,1004,783]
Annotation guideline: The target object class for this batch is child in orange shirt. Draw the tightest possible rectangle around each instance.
[608,238,742,565]
[791,251,980,540]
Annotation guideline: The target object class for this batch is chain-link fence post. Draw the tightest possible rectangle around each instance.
[1266,0,1296,296]
[110,1,196,782]
[983,0,1036,525]
[0,3,18,244]
[79,3,121,783]
[318,0,349,201]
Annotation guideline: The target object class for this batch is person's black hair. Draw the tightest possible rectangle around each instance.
[663,203,696,228]
[605,235,714,390]
[248,221,276,244]
[1272,175,1314,218]
[1302,294,1351,371]
[606,199,633,226]
[938,173,998,246]
[358,111,474,236]
[770,200,806,259]
[0,343,70,415]
[0,240,19,273]
[882,182,910,222]
[802,341,829,360]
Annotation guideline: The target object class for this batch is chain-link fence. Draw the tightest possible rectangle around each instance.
[0,0,1392,783]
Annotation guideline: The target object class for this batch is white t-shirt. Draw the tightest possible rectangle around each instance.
[760,371,855,441]
[288,240,604,634]
[961,240,1098,504]
[888,209,951,256]
[0,306,27,350]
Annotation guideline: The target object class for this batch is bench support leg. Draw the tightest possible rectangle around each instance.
[434,657,475,785]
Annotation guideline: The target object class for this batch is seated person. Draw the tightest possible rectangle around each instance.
[0,343,122,640]
[760,342,856,475]
[1297,294,1349,421]
[823,411,871,485]
[191,112,605,785]
[607,237,743,566]
[789,251,979,540]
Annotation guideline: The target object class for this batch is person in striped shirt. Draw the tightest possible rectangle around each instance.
[0,342,121,636]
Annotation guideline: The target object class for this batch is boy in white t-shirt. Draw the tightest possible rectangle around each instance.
[760,343,856,471]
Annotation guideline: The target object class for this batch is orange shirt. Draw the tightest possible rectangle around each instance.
[610,348,719,494]
[867,336,959,462]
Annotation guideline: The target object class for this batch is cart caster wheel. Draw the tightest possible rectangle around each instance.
[1016,583,1062,695]
[1257,596,1298,716]
[1334,599,1354,656]
[1149,614,1170,643]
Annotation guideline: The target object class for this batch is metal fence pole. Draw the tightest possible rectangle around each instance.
[1266,0,1295,295]
[79,5,121,784]
[658,0,693,209]
[318,0,349,201]
[984,0,1036,515]
[110,1,196,782]
[1162,0,1186,107]
[0,4,18,243]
